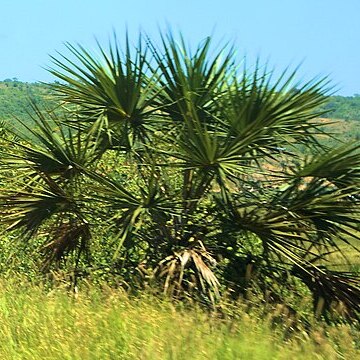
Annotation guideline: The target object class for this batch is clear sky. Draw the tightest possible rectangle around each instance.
[0,0,359,95]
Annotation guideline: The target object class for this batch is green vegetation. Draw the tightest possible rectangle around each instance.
[0,280,358,360]
[0,31,359,357]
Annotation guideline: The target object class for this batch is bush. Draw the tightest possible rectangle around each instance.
[0,31,359,320]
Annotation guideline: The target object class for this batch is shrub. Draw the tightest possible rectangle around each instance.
[0,31,359,320]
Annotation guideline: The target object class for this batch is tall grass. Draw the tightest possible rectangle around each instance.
[0,279,358,360]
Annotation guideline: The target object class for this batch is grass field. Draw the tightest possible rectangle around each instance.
[0,279,358,360]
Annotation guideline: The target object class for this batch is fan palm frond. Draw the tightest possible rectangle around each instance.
[218,66,332,156]
[149,31,233,124]
[49,33,160,151]
[1,102,99,181]
[293,142,360,189]
[292,266,360,321]
[42,220,91,270]
[0,174,78,237]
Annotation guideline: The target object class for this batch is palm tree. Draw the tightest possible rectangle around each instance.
[0,31,359,319]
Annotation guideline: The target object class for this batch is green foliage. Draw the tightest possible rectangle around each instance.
[0,31,359,321]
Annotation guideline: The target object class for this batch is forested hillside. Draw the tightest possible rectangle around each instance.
[318,94,360,121]
[0,79,52,124]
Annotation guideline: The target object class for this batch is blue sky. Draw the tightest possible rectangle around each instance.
[0,0,359,95]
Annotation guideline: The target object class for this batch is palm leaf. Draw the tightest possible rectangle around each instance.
[1,102,100,181]
[48,32,160,151]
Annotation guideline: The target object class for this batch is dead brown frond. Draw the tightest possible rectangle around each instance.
[154,241,220,304]
[42,220,91,270]
[292,266,360,322]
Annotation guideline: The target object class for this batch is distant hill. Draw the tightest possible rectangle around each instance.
[316,117,360,147]
[316,95,360,145]
[0,79,52,125]
[318,94,360,121]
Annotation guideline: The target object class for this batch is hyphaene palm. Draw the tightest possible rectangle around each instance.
[1,31,359,319]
